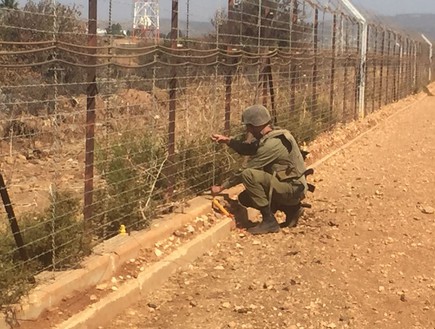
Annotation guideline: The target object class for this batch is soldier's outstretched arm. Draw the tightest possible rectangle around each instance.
[211,134,258,156]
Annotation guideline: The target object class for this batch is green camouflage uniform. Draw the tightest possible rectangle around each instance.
[222,128,307,209]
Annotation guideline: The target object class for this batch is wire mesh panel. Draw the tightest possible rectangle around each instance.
[0,0,433,308]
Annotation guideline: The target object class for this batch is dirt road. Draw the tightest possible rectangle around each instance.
[105,90,435,329]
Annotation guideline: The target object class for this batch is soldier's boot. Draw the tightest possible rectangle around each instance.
[247,207,280,235]
[280,204,304,228]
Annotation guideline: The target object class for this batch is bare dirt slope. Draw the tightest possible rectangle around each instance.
[105,91,435,329]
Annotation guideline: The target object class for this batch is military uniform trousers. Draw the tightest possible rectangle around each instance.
[238,168,305,210]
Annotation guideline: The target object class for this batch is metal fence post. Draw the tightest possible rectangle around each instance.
[266,56,276,123]
[343,18,349,119]
[84,0,98,224]
[167,0,178,198]
[379,29,385,106]
[364,24,370,115]
[311,8,318,117]
[289,0,298,115]
[372,25,378,113]
[329,14,337,119]
[340,0,367,119]
[406,38,412,95]
[224,0,234,134]
[386,30,391,103]
[0,174,28,261]
[359,21,368,118]
[421,34,433,82]
[393,33,398,101]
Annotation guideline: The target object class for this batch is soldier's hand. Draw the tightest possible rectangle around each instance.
[211,185,224,196]
[211,134,230,144]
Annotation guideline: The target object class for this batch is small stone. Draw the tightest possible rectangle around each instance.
[186,225,195,233]
[263,280,275,289]
[129,258,136,263]
[147,302,158,309]
[111,286,118,291]
[96,283,107,291]
[173,230,184,237]
[422,206,434,214]
[378,286,385,292]
[154,248,163,257]
[228,321,237,328]
[234,305,248,314]
[221,302,231,309]
[339,315,349,322]
[252,240,261,245]
[327,323,337,328]
[400,294,407,302]
[111,277,117,284]
[190,300,198,307]
[89,294,98,301]
[214,265,225,270]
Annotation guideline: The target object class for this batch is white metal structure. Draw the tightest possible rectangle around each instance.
[421,34,433,81]
[340,0,368,119]
[133,0,160,41]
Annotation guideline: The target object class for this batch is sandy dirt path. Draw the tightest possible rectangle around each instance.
[105,90,435,329]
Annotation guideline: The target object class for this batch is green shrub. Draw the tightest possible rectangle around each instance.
[175,136,239,195]
[0,190,90,307]
[93,132,167,238]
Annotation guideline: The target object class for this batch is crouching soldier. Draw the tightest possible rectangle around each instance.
[211,105,309,235]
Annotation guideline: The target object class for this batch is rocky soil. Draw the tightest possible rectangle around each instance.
[103,87,435,329]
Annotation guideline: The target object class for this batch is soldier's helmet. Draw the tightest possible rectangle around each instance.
[241,105,271,126]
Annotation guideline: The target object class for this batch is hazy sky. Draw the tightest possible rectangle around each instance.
[68,0,435,25]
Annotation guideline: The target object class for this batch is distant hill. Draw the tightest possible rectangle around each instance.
[159,18,215,38]
[161,14,435,41]
[113,13,435,42]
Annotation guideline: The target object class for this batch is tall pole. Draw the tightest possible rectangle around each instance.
[84,0,97,224]
[224,0,234,134]
[289,0,298,115]
[167,0,178,198]
[329,14,337,119]
[340,0,367,119]
[421,34,433,82]
[311,8,318,116]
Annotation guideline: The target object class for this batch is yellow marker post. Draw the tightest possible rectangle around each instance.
[119,224,127,235]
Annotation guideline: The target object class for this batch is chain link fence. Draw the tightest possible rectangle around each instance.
[0,0,433,308]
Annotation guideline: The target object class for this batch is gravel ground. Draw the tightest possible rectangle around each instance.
[104,89,435,329]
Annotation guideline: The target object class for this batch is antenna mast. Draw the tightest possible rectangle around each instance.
[133,0,160,43]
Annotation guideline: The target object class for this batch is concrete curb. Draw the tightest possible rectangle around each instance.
[0,195,222,329]
[54,218,233,329]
